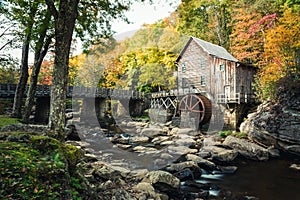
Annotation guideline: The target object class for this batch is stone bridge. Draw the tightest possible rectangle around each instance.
[0,84,147,124]
[0,84,145,99]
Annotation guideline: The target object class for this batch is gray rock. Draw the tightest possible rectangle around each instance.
[175,137,197,147]
[152,136,171,145]
[132,146,158,153]
[240,95,300,156]
[164,161,202,179]
[133,182,159,199]
[201,145,238,163]
[1,123,48,133]
[268,146,280,158]
[185,154,216,171]
[141,128,166,138]
[176,128,200,136]
[223,136,269,161]
[131,136,149,143]
[92,162,130,180]
[143,170,180,190]
[290,164,300,171]
[168,145,198,155]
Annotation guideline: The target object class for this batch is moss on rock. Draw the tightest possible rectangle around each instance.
[0,132,89,199]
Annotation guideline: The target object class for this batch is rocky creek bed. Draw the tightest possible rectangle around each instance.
[2,120,300,200]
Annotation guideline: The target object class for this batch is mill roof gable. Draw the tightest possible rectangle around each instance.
[176,37,239,63]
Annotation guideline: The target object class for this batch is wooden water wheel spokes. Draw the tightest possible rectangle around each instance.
[179,94,212,125]
[180,94,205,113]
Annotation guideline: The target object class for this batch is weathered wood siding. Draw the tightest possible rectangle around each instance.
[177,40,211,95]
[235,64,256,96]
[177,40,242,101]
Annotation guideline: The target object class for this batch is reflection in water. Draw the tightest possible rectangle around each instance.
[196,156,300,200]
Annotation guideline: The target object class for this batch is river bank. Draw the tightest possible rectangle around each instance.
[1,117,300,199]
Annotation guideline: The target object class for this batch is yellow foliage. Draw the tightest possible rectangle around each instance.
[256,8,300,100]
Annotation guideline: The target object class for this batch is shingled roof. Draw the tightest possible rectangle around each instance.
[176,37,239,62]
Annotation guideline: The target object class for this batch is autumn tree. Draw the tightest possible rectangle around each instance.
[230,8,264,64]
[255,7,300,100]
[38,59,54,85]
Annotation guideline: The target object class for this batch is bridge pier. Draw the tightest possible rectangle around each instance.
[113,99,145,119]
[35,97,50,124]
[80,97,109,126]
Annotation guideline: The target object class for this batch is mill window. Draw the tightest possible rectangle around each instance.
[182,62,186,72]
[200,58,205,68]
[200,75,206,86]
[220,64,225,71]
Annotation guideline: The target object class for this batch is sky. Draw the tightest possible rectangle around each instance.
[112,0,180,41]
[3,0,181,63]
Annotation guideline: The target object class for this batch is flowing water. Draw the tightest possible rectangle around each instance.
[197,155,300,199]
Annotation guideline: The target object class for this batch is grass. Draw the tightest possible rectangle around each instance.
[219,130,248,139]
[0,115,20,129]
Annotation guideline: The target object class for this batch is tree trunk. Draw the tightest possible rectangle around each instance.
[22,37,52,123]
[22,11,52,123]
[11,35,30,118]
[11,2,39,118]
[46,0,79,138]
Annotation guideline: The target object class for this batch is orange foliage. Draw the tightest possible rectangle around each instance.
[255,8,300,99]
[101,58,126,88]
[230,8,263,64]
[38,59,53,85]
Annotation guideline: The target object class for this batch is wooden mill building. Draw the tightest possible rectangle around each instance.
[175,36,256,130]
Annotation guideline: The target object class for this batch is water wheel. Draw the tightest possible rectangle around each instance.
[179,94,212,125]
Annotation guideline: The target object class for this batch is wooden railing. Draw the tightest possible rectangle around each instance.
[0,84,145,99]
[217,93,251,104]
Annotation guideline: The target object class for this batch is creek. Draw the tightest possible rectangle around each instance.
[196,155,300,199]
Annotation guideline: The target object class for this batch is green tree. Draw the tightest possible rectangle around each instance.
[0,0,41,118]
[176,0,232,49]
[1,0,55,121]
[0,18,19,83]
[22,9,54,123]
[117,47,177,92]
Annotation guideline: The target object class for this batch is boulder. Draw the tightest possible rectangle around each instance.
[223,136,269,161]
[168,145,198,155]
[201,145,238,163]
[92,162,130,180]
[240,90,300,156]
[143,170,180,193]
[133,182,161,199]
[176,128,200,136]
[175,137,197,147]
[185,154,216,171]
[164,161,202,179]
[141,127,166,138]
[132,146,158,153]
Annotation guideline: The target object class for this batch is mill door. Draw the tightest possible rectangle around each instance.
[225,85,231,102]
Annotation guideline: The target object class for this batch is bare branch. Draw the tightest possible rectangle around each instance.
[0,38,15,51]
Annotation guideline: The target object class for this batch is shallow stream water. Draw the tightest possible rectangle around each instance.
[197,155,300,199]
